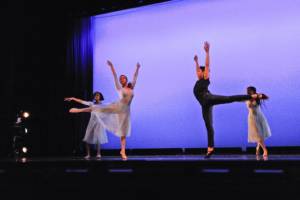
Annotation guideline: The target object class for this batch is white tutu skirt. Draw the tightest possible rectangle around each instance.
[83,112,108,144]
[248,106,271,143]
[93,101,131,137]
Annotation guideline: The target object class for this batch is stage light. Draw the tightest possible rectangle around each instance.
[23,112,30,118]
[22,147,28,154]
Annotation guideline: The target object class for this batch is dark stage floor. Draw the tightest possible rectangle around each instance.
[2,154,300,162]
[1,154,300,199]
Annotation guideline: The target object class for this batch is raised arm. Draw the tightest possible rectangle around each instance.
[107,60,121,90]
[204,41,210,79]
[131,62,141,89]
[194,55,203,79]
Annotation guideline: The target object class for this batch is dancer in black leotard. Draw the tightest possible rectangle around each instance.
[193,41,268,158]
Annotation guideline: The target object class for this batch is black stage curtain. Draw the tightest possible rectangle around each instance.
[65,16,94,155]
[1,2,94,157]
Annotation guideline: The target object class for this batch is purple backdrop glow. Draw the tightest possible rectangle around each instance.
[93,0,300,149]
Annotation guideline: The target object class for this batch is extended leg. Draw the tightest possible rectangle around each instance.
[206,94,252,106]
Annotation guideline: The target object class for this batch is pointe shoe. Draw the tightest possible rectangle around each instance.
[120,151,128,160]
[84,155,91,160]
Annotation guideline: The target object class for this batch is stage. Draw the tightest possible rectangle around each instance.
[1,154,300,199]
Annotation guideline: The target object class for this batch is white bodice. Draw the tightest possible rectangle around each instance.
[118,87,134,105]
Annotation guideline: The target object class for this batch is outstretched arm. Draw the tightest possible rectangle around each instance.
[64,97,90,106]
[69,107,92,113]
[131,62,141,89]
[107,60,121,90]
[194,55,203,79]
[204,41,210,79]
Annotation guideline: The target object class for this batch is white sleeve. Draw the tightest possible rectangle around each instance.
[81,101,93,106]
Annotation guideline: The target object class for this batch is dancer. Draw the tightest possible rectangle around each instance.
[70,60,141,160]
[193,41,268,158]
[246,86,271,157]
[65,92,107,159]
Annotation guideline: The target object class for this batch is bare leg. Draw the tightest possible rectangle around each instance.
[69,107,92,113]
[259,141,268,157]
[96,141,101,159]
[85,143,91,159]
[256,143,260,155]
[120,136,127,160]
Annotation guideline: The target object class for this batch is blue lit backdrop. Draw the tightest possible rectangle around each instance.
[93,0,300,149]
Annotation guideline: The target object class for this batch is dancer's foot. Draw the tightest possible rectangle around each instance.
[204,148,215,159]
[120,151,128,161]
[96,154,101,159]
[84,155,91,160]
[263,156,269,161]
[69,108,81,113]
[263,149,268,157]
[256,155,261,161]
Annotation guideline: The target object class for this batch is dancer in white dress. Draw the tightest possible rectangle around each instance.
[246,86,271,157]
[65,92,107,159]
[70,60,140,160]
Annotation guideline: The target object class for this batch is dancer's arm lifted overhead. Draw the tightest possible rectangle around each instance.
[107,60,121,90]
[194,41,210,80]
[131,62,141,89]
[203,41,210,80]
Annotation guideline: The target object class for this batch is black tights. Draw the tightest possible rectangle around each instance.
[197,93,252,148]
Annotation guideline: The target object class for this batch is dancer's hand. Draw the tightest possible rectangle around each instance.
[204,41,210,53]
[107,60,113,67]
[64,97,74,102]
[136,62,141,69]
[194,55,198,63]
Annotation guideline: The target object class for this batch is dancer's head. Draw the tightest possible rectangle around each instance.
[93,91,104,102]
[119,75,128,87]
[247,86,261,105]
[247,86,257,95]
